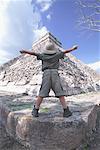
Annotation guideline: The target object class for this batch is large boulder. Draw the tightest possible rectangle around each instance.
[0,103,30,150]
[4,92,100,150]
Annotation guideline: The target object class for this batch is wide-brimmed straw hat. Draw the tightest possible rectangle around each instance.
[44,42,57,54]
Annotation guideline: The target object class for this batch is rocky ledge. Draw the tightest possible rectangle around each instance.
[0,91,100,150]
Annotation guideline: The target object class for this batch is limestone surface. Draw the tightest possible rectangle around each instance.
[0,91,100,150]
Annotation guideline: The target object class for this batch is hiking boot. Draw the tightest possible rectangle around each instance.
[32,105,39,117]
[63,107,72,117]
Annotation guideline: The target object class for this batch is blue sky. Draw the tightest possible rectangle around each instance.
[0,0,100,66]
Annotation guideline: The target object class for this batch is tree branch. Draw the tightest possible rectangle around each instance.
[76,0,100,32]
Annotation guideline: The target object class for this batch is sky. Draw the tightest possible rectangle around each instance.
[0,0,100,70]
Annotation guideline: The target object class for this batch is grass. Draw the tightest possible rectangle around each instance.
[40,107,49,113]
[83,143,89,150]
[8,102,33,111]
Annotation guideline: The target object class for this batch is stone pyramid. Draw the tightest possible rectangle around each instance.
[0,32,100,96]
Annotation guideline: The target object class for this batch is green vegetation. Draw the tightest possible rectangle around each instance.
[83,143,89,150]
[40,107,49,112]
[8,102,33,111]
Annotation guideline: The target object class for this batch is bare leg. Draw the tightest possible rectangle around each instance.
[32,96,43,117]
[59,96,67,109]
[35,96,43,109]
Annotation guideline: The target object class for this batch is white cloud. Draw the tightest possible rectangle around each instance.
[0,0,49,65]
[0,0,33,46]
[46,14,51,20]
[88,61,100,73]
[0,49,12,64]
[33,26,48,40]
[0,0,11,43]
[36,0,54,12]
[0,0,56,65]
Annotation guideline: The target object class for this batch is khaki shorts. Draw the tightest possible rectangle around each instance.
[39,69,66,97]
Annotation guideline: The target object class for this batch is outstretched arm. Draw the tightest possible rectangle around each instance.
[64,45,78,54]
[20,49,38,56]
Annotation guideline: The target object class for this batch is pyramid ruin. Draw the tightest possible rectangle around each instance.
[0,32,100,96]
